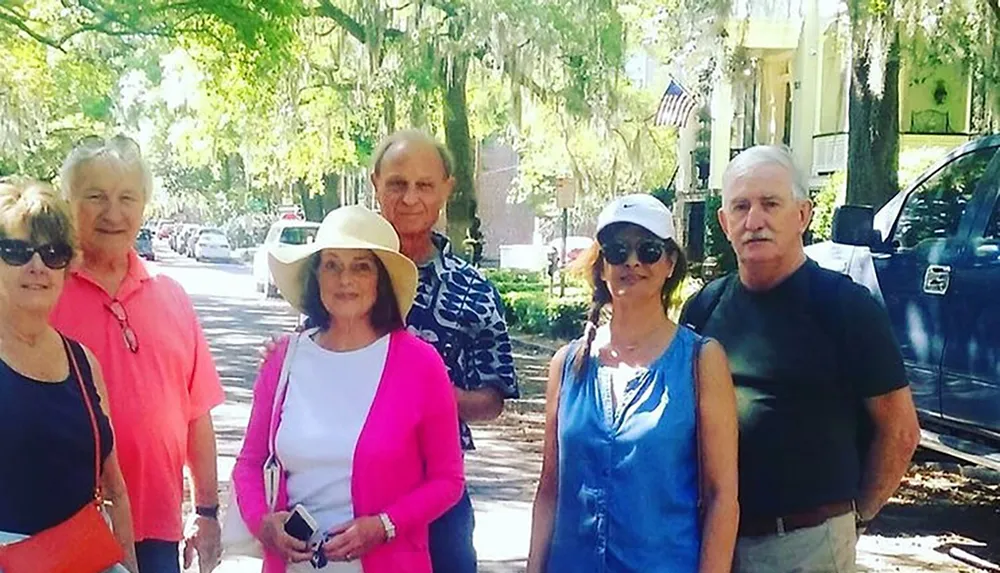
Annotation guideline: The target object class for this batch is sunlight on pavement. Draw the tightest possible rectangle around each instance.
[857,536,980,572]
[472,500,532,562]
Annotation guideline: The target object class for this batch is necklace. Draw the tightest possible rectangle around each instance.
[609,322,668,356]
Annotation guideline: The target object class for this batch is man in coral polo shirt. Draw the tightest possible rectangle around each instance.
[50,135,225,573]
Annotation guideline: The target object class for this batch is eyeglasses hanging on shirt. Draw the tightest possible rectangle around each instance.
[105,300,139,353]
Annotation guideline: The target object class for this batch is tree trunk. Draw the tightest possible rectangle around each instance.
[383,89,396,133]
[441,52,476,256]
[846,6,899,210]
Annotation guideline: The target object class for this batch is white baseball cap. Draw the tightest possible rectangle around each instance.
[596,194,676,241]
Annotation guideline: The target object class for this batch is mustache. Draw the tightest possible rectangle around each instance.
[742,231,775,243]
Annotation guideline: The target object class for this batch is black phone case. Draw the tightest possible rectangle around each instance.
[284,511,315,542]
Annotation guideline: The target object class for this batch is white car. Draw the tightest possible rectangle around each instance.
[194,229,232,262]
[254,220,321,297]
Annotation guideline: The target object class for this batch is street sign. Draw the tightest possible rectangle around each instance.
[556,178,576,209]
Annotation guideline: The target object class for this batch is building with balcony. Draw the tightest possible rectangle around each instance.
[677,0,974,202]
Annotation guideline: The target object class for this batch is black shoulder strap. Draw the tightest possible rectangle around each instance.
[806,266,848,344]
[683,274,733,334]
[64,338,96,390]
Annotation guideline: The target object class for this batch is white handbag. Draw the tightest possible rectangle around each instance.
[221,333,302,557]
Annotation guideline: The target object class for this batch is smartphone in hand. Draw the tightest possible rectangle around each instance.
[284,504,318,542]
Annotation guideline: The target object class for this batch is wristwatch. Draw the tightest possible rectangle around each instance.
[378,512,396,540]
[195,505,220,520]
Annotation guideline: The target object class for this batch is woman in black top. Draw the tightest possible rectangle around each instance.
[0,177,137,572]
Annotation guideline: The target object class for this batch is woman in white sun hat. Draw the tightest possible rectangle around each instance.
[231,205,464,573]
[527,194,739,573]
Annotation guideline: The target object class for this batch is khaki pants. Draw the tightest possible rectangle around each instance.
[734,512,857,573]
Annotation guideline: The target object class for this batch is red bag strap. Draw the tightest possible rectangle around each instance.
[62,337,103,503]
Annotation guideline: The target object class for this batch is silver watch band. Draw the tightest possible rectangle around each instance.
[378,512,396,540]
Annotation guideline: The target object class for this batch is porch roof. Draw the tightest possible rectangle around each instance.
[725,18,802,51]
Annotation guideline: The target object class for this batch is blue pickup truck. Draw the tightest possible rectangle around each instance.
[806,135,1000,447]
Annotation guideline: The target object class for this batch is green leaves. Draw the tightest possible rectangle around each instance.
[1,0,688,232]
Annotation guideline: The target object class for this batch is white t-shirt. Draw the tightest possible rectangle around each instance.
[276,333,390,572]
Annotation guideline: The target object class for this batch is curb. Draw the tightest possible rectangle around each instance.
[505,398,546,415]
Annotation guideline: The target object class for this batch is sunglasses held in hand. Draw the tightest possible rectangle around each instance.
[0,239,73,270]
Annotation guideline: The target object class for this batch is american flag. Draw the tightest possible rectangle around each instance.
[654,78,698,128]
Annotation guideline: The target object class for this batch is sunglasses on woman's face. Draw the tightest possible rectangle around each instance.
[0,239,73,270]
[600,240,666,266]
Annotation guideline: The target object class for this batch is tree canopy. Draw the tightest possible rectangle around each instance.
[1,0,687,251]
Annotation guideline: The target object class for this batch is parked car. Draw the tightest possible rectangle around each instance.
[254,220,321,297]
[135,228,156,261]
[193,229,232,262]
[157,222,176,240]
[806,135,1000,445]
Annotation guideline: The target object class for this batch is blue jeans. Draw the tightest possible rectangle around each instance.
[429,490,477,573]
[135,539,180,573]
[0,530,129,573]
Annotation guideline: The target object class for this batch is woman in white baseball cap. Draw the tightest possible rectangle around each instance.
[528,194,738,573]
[231,205,464,573]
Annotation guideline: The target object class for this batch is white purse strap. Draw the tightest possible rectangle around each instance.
[262,329,312,510]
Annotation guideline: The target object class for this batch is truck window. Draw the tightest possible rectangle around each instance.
[985,196,1000,239]
[280,226,318,245]
[893,147,997,249]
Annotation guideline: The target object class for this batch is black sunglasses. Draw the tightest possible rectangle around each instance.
[0,239,74,270]
[601,240,666,265]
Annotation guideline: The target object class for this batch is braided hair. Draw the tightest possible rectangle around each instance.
[571,232,688,375]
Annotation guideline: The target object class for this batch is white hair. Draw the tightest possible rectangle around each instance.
[59,135,153,202]
[722,145,809,202]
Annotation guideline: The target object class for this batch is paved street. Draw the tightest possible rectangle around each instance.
[154,243,998,573]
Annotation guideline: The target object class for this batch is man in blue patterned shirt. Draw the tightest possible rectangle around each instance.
[371,130,518,572]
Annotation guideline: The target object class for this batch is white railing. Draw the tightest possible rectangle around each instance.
[812,132,849,176]
[731,0,804,19]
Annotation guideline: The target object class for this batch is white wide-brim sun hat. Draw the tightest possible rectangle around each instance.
[267,205,418,319]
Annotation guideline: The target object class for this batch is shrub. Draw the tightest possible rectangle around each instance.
[484,269,548,294]
[810,171,846,243]
[670,274,705,321]
[500,291,589,339]
[703,191,736,277]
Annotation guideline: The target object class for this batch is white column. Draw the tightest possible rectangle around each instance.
[676,111,699,195]
[709,71,734,191]
[790,0,821,181]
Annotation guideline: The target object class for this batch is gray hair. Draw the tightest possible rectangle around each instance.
[371,129,454,178]
[722,145,809,202]
[59,135,153,202]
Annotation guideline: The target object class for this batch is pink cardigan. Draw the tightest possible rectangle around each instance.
[232,330,465,573]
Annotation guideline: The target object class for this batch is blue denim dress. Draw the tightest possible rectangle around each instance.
[547,326,703,573]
